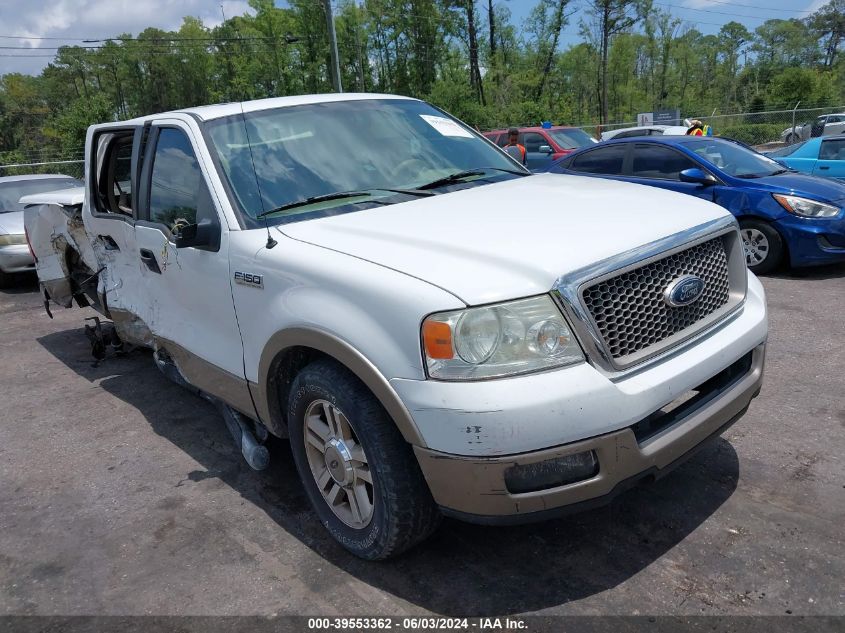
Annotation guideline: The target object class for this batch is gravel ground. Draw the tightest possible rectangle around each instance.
[0,267,842,617]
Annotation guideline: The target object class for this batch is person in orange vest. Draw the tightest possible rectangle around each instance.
[503,127,527,165]
[685,119,706,136]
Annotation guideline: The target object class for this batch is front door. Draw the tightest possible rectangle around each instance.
[814,139,845,179]
[133,119,253,415]
[624,143,718,203]
[520,132,554,171]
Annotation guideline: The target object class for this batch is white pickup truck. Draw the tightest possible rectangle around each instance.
[24,93,767,559]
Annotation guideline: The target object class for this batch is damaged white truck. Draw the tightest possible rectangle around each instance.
[24,94,768,559]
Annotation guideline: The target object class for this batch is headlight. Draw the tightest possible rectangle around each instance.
[0,233,27,246]
[773,194,840,218]
[422,295,584,380]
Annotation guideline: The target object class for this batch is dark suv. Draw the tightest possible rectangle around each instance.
[484,126,597,171]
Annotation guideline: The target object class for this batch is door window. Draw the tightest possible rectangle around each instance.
[148,128,213,232]
[630,144,698,180]
[569,145,627,174]
[521,133,546,153]
[819,139,845,160]
[94,132,134,216]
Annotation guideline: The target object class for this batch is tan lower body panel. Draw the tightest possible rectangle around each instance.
[156,337,257,419]
[414,344,765,519]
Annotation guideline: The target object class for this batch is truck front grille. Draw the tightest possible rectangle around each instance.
[581,236,732,363]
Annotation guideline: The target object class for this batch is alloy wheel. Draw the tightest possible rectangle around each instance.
[742,228,770,266]
[303,399,374,528]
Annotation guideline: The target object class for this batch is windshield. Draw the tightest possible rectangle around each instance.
[548,128,596,149]
[682,139,786,178]
[768,141,806,158]
[205,99,525,225]
[0,177,81,213]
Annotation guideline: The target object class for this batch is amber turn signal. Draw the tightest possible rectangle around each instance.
[422,320,454,359]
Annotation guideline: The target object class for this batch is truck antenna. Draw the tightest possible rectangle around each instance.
[239,103,277,250]
[263,215,277,249]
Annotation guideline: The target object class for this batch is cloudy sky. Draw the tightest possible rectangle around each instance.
[0,0,831,77]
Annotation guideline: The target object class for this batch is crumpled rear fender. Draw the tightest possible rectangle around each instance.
[24,202,98,308]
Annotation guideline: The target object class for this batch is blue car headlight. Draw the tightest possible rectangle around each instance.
[773,194,840,218]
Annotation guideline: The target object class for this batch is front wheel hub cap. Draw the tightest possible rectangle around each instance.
[324,438,355,486]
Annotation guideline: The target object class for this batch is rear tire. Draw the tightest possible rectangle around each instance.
[287,359,441,560]
[739,219,784,275]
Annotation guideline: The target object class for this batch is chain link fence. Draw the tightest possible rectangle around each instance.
[576,105,845,150]
[0,158,85,180]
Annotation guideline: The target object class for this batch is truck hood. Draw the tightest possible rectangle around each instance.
[279,174,730,305]
[0,210,24,235]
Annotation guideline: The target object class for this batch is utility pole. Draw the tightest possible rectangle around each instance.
[323,0,343,92]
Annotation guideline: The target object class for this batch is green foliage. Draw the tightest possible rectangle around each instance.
[719,123,785,145]
[49,92,114,153]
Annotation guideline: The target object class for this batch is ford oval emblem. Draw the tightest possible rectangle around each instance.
[664,275,705,307]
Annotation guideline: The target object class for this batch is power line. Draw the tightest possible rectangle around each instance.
[683,0,813,13]
[654,2,782,21]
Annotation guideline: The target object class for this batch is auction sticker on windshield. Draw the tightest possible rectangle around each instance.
[420,114,474,138]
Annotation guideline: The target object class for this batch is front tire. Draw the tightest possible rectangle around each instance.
[287,359,441,559]
[739,219,784,275]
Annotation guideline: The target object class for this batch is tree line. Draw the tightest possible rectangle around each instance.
[1,0,843,165]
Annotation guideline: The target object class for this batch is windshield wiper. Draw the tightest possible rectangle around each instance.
[416,166,528,191]
[256,187,435,219]
[257,191,372,218]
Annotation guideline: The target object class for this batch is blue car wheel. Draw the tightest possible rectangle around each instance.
[739,219,785,275]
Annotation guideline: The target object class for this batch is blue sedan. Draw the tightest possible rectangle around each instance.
[547,136,845,274]
[767,135,845,180]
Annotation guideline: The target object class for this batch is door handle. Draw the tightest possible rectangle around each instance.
[819,165,830,170]
[98,235,119,251]
[139,248,161,274]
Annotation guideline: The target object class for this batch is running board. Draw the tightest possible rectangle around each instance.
[153,349,270,471]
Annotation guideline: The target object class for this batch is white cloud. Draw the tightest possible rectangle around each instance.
[0,0,254,76]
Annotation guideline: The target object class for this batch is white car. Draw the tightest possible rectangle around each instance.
[601,124,689,141]
[24,94,768,559]
[0,174,81,287]
[782,114,845,144]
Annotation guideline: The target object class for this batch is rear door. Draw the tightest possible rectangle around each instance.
[813,138,845,179]
[822,116,845,137]
[81,125,148,336]
[133,118,253,415]
[562,144,629,180]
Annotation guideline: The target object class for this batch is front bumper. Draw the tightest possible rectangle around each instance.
[0,243,35,273]
[776,214,845,267]
[415,343,765,521]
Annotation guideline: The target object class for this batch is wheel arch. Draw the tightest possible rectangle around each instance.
[738,215,791,268]
[254,327,426,447]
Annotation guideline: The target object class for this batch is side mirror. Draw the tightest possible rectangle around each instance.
[174,217,220,251]
[679,168,717,186]
[539,145,553,154]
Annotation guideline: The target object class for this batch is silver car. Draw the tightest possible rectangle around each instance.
[0,174,82,287]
